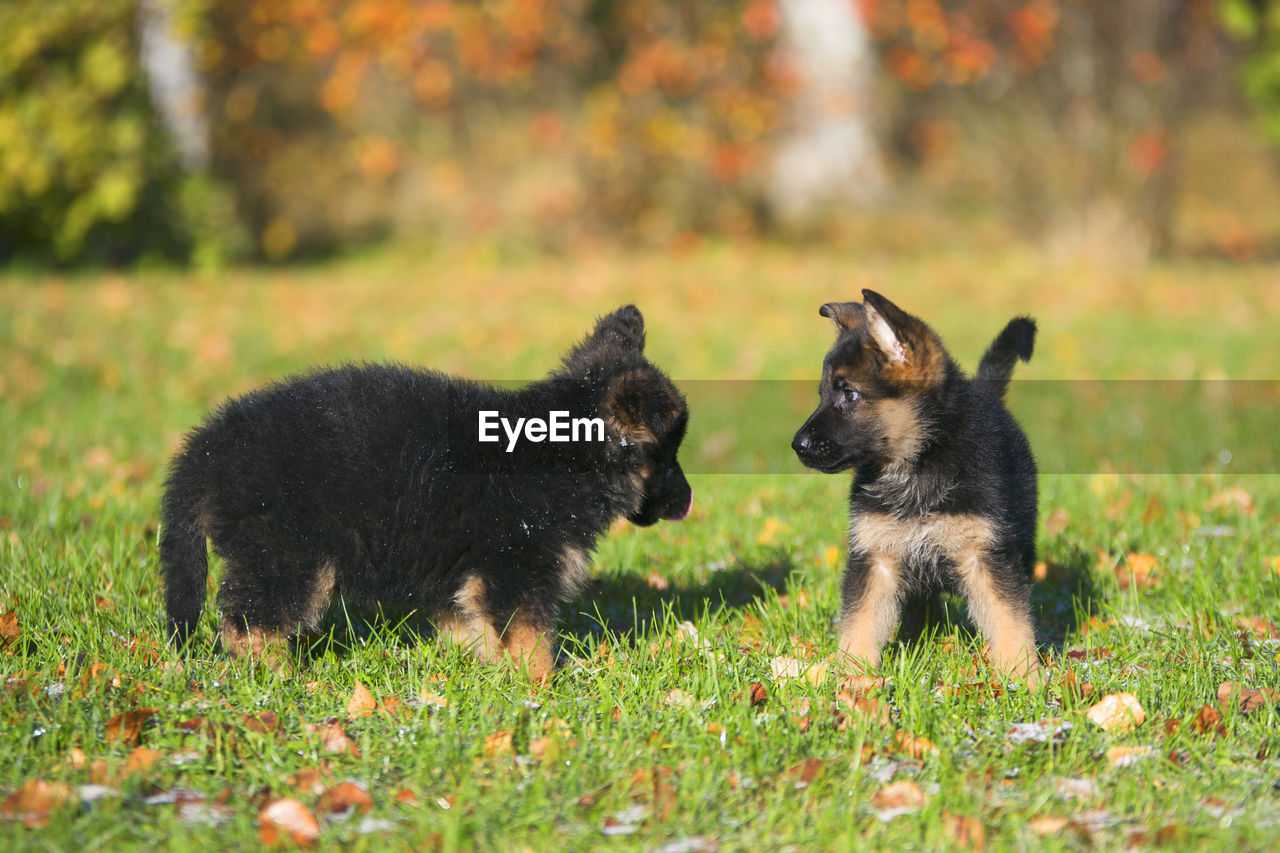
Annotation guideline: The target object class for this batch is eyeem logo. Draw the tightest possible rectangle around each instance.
[478,410,606,452]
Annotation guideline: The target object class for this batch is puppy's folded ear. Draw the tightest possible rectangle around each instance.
[591,305,646,351]
[819,302,863,333]
[603,370,683,446]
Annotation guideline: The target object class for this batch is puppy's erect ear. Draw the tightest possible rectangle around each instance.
[860,290,911,364]
[818,302,863,333]
[591,304,646,352]
[603,370,684,447]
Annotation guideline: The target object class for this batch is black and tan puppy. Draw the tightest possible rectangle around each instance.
[161,305,692,681]
[792,291,1040,683]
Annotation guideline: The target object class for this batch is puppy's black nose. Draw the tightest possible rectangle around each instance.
[792,432,811,453]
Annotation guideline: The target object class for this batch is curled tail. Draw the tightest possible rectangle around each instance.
[159,474,209,645]
[976,317,1036,399]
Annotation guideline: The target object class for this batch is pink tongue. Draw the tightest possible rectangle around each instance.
[664,489,694,522]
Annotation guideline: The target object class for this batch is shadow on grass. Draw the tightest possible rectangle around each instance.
[206,553,801,663]
[560,553,800,646]
[884,547,1107,661]
[1032,545,1106,654]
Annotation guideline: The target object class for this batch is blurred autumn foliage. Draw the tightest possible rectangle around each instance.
[178,0,789,257]
[0,0,184,262]
[3,0,1280,263]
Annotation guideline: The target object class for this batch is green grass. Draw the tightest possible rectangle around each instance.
[2,243,1279,850]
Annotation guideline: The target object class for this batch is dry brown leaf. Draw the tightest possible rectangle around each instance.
[872,780,925,820]
[1044,507,1071,538]
[1205,487,1254,515]
[346,682,377,717]
[1106,745,1154,767]
[1191,704,1226,736]
[1216,681,1278,713]
[782,757,827,788]
[105,708,159,745]
[838,675,887,694]
[0,611,19,649]
[645,572,670,592]
[418,690,448,710]
[943,810,987,850]
[483,729,513,757]
[0,780,76,827]
[63,748,88,770]
[123,747,162,776]
[378,696,405,718]
[1118,553,1157,590]
[315,722,360,757]
[748,682,768,708]
[286,767,330,796]
[317,781,372,816]
[244,711,281,735]
[1233,615,1279,640]
[836,692,891,726]
[259,797,321,847]
[1028,815,1070,835]
[394,789,418,805]
[1086,693,1145,732]
[893,730,937,758]
[663,689,697,709]
[527,737,557,763]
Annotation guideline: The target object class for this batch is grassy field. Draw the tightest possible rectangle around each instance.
[2,241,1278,850]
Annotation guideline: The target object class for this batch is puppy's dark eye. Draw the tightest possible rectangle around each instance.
[843,388,860,404]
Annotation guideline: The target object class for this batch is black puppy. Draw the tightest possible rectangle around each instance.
[792,291,1040,683]
[161,305,692,681]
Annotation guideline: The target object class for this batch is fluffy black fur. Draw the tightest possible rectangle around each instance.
[791,291,1041,681]
[160,305,691,676]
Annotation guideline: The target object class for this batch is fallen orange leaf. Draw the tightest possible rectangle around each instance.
[483,729,513,757]
[0,611,20,648]
[317,781,372,816]
[1086,693,1146,732]
[893,730,937,758]
[259,798,321,846]
[105,708,159,745]
[347,682,377,717]
[0,780,76,827]
[943,810,987,850]
[123,747,162,776]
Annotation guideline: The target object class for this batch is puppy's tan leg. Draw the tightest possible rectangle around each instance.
[837,552,903,675]
[500,617,555,686]
[440,576,555,683]
[219,618,291,672]
[439,575,504,663]
[954,551,1041,685]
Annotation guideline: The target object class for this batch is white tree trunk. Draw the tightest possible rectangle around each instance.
[769,0,885,221]
[138,0,209,171]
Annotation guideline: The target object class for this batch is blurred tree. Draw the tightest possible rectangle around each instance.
[1222,0,1280,146]
[0,0,188,263]
[174,0,791,256]
[769,0,887,224]
[865,0,1225,260]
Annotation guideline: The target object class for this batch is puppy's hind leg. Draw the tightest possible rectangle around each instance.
[217,559,337,668]
[440,575,556,685]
